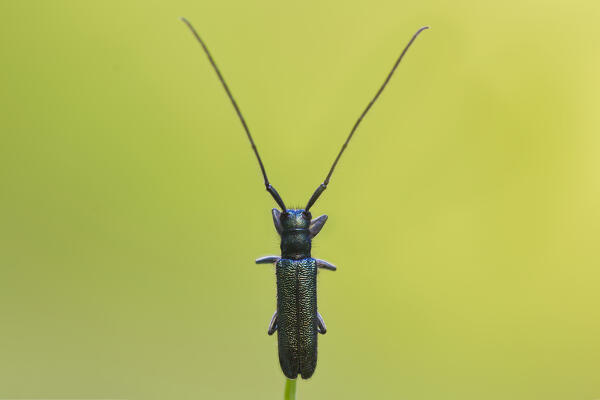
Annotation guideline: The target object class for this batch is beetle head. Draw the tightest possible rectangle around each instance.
[272,208,328,238]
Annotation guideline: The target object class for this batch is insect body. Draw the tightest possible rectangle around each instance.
[256,209,333,378]
[181,18,428,379]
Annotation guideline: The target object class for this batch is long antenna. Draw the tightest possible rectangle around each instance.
[305,26,429,211]
[181,17,287,211]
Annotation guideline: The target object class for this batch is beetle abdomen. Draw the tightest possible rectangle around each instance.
[276,258,318,379]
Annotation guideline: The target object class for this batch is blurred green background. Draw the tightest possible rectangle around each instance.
[1,0,599,399]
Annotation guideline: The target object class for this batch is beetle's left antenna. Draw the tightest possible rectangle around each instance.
[181,17,287,211]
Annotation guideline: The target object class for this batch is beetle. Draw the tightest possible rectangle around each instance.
[181,18,428,379]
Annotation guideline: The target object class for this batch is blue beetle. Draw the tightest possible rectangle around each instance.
[182,18,428,379]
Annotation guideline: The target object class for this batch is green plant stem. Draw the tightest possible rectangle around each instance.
[284,378,297,400]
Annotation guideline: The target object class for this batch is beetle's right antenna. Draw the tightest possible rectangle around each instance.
[181,17,287,211]
[305,26,429,212]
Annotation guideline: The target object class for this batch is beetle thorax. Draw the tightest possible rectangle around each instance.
[279,209,311,260]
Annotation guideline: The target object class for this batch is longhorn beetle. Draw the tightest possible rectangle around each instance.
[181,18,428,379]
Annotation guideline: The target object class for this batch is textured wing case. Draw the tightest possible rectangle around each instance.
[276,258,318,379]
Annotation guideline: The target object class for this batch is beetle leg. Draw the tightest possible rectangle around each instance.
[315,259,337,271]
[309,215,328,238]
[256,256,281,264]
[267,311,278,335]
[316,312,327,334]
[272,209,283,235]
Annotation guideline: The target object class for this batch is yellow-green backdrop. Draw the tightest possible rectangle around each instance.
[1,1,598,399]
